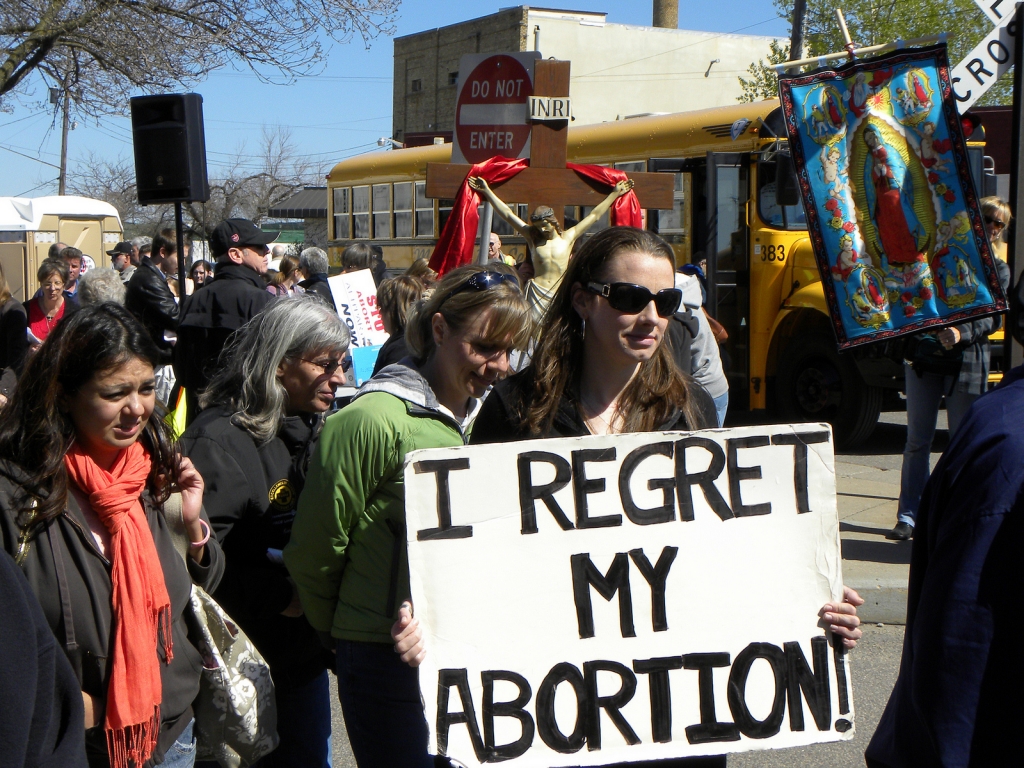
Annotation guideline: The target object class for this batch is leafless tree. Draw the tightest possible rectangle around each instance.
[1,0,399,116]
[66,151,175,236]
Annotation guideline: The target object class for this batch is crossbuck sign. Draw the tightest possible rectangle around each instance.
[951,1,1023,110]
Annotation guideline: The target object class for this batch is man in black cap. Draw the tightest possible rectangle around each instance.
[106,241,136,283]
[174,218,276,423]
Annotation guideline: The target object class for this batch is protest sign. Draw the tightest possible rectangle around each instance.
[327,268,388,386]
[406,424,853,767]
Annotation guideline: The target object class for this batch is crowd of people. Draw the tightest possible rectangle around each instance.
[0,205,1015,768]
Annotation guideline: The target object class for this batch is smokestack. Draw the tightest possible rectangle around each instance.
[653,0,678,28]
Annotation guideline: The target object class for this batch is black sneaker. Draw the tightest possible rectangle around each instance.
[886,522,913,540]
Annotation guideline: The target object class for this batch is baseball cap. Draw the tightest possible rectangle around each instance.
[106,241,133,257]
[209,219,278,257]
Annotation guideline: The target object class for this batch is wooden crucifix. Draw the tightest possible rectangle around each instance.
[426,58,674,311]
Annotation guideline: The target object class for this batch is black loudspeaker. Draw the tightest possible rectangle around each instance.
[130,93,210,204]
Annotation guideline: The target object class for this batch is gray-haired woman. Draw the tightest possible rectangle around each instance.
[180,295,350,768]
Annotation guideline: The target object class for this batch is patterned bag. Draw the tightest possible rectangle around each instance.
[161,493,279,767]
[188,585,280,767]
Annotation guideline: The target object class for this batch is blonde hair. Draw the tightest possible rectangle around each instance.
[377,275,425,334]
[981,196,1012,243]
[405,264,531,364]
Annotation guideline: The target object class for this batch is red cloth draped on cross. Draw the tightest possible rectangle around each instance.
[428,155,642,276]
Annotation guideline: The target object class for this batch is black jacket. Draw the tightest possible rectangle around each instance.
[471,365,718,444]
[174,262,274,395]
[0,549,87,768]
[372,332,409,376]
[0,463,224,767]
[298,274,336,310]
[0,298,28,374]
[181,405,329,689]
[125,258,178,363]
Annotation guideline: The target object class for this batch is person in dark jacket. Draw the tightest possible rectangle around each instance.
[182,296,349,768]
[865,365,1024,768]
[0,304,223,768]
[174,219,276,423]
[125,234,179,363]
[296,247,335,310]
[0,262,28,402]
[372,275,425,376]
[0,549,88,768]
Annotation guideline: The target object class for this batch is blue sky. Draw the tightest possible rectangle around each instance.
[0,1,790,199]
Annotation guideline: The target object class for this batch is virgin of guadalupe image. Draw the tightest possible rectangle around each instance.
[848,120,936,314]
[848,265,890,327]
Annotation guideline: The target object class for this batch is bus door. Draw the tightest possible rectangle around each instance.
[706,152,751,410]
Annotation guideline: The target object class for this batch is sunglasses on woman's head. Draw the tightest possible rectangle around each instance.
[439,270,520,305]
[586,281,682,317]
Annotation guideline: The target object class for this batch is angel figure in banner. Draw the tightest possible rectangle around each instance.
[850,120,936,317]
[468,176,634,318]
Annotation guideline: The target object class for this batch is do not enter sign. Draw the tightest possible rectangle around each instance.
[452,52,540,165]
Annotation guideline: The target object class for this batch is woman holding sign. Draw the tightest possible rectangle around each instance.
[471,227,863,767]
[284,265,532,767]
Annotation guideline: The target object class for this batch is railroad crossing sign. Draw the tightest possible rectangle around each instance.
[428,58,673,226]
[952,1,1022,109]
[452,53,538,165]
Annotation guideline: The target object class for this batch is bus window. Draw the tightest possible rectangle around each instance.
[394,182,413,238]
[659,173,686,232]
[333,188,350,239]
[757,159,806,230]
[353,186,370,239]
[439,199,455,233]
[492,204,528,236]
[415,182,434,237]
[372,184,391,239]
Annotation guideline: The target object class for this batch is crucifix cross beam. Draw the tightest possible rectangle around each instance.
[425,59,674,223]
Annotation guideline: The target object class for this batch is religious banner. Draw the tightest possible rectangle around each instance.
[778,44,1006,349]
[406,424,854,767]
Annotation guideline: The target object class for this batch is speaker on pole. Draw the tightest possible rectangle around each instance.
[130,93,210,205]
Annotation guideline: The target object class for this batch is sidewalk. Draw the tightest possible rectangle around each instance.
[835,412,945,625]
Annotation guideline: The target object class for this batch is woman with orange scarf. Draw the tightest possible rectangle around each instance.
[0,303,223,768]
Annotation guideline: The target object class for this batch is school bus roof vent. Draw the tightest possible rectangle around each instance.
[702,123,734,138]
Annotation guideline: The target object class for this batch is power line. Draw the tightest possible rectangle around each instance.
[14,178,59,197]
[0,144,62,169]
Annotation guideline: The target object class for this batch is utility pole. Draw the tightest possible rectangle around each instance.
[789,0,808,61]
[58,86,70,195]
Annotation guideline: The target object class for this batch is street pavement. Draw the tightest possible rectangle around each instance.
[327,408,936,767]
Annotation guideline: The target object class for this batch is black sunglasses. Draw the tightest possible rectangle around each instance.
[984,216,1006,229]
[440,270,519,305]
[586,281,682,317]
[301,357,352,376]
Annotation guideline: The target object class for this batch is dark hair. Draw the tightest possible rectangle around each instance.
[377,275,425,335]
[341,242,375,271]
[0,304,178,533]
[59,246,83,263]
[528,206,563,241]
[37,258,69,285]
[189,259,213,281]
[270,254,300,287]
[151,234,177,259]
[519,226,701,435]
[405,264,532,365]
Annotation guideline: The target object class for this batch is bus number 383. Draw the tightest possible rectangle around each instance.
[762,244,786,262]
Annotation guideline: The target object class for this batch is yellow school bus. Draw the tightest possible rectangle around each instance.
[325,100,990,447]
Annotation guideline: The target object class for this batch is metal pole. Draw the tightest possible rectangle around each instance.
[58,89,69,195]
[1006,4,1024,369]
[476,202,493,265]
[789,0,807,61]
[175,202,187,294]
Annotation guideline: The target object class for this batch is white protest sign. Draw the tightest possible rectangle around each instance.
[952,9,1018,110]
[974,0,1021,26]
[406,424,853,767]
[327,268,388,387]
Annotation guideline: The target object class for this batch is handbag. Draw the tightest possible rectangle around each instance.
[163,493,280,767]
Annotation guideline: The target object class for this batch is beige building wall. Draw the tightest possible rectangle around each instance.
[392,6,775,142]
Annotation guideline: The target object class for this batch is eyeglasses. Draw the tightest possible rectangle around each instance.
[439,270,519,305]
[300,357,352,376]
[586,281,682,317]
[984,216,1007,230]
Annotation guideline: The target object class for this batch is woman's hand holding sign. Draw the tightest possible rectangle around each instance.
[392,601,426,667]
[821,586,865,649]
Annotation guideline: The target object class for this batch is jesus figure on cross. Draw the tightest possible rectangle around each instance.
[468,176,634,318]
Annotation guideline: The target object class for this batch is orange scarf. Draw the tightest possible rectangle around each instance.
[64,440,172,768]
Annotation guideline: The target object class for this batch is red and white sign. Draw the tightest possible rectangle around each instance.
[452,52,540,165]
